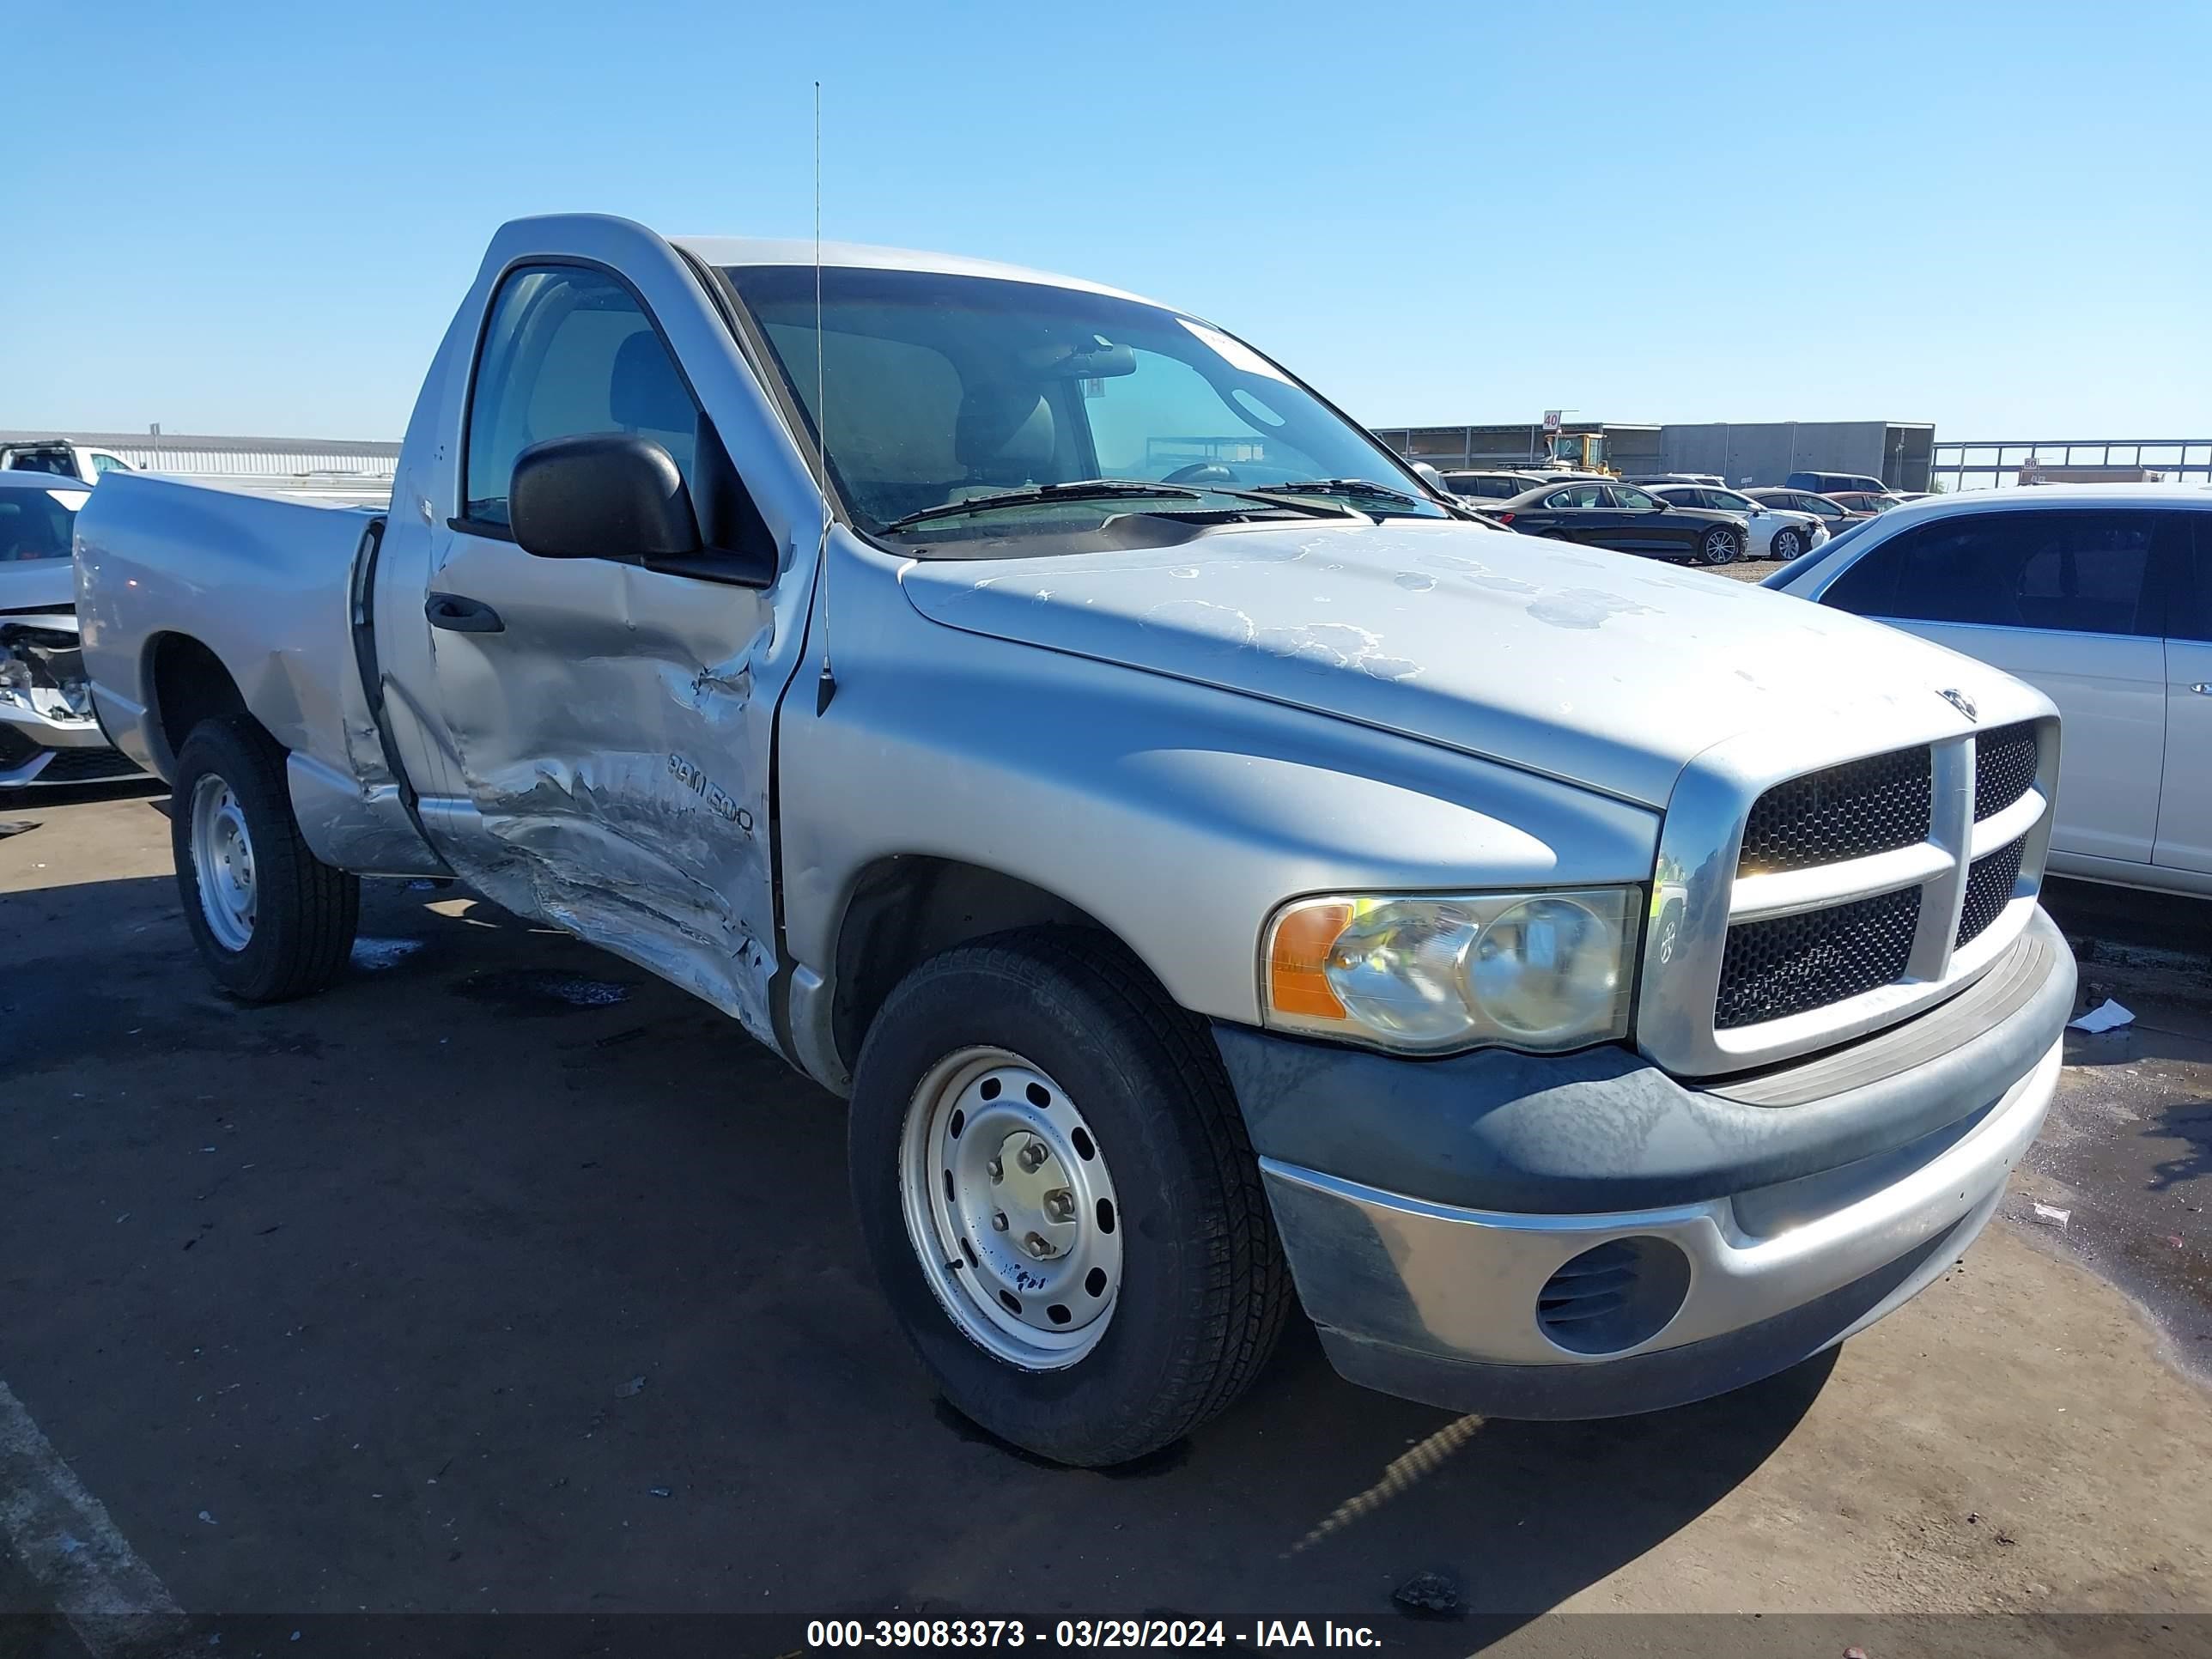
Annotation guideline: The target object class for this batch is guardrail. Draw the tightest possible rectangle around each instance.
[1931,439,2212,491]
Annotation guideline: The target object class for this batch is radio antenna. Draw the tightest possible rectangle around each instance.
[812,78,837,714]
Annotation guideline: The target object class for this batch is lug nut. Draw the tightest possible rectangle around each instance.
[991,1212,1009,1232]
[1043,1188,1075,1223]
[1018,1139,1048,1173]
[1022,1232,1054,1260]
[987,1157,1003,1182]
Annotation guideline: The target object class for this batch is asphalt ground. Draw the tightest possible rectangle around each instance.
[2,781,2208,1658]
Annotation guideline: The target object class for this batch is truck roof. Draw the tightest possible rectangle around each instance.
[670,236,1149,304]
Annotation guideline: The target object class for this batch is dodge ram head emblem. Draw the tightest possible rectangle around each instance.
[1938,688,1978,722]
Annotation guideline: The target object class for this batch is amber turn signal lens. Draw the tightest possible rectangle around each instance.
[1267,901,1352,1020]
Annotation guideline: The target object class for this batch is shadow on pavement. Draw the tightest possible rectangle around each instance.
[2,866,1830,1630]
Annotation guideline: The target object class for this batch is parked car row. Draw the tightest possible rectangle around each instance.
[1430,465,1920,568]
[1474,479,1767,565]
[1644,483,1826,561]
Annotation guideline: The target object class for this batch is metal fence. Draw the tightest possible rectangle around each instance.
[1929,439,2212,492]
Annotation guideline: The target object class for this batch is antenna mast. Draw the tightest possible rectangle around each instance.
[812,78,837,714]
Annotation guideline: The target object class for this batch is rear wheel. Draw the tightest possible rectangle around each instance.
[1769,526,1804,562]
[849,928,1291,1467]
[1699,526,1741,566]
[171,718,359,1001]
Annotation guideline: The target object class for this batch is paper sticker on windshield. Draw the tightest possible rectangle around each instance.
[46,490,90,510]
[1178,319,1290,383]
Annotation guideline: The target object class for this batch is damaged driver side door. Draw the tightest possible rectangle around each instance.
[422,262,781,1038]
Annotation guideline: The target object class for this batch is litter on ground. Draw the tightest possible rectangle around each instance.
[2069,999,2136,1034]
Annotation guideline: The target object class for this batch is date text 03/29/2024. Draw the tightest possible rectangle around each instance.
[804,1620,1383,1650]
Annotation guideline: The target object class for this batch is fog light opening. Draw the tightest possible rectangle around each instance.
[1535,1236,1692,1357]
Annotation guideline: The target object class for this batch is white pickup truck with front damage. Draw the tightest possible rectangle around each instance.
[76,215,2075,1467]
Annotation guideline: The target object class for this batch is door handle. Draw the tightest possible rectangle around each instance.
[425,592,504,634]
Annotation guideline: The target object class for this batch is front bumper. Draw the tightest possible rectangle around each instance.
[1217,908,2073,1419]
[0,703,135,787]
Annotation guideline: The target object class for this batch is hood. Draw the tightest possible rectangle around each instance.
[898,518,2020,808]
[0,557,77,616]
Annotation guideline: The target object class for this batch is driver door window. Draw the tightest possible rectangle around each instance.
[464,266,700,532]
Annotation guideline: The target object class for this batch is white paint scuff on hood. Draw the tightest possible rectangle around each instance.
[899,519,2018,808]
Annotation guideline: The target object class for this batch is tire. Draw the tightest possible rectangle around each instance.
[848,927,1292,1467]
[1698,526,1741,566]
[1769,526,1804,562]
[171,716,360,1002]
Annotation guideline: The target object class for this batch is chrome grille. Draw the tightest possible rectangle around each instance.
[1972,725,2038,823]
[1716,887,1920,1029]
[1957,834,2027,947]
[1737,746,1932,875]
[1638,713,2057,1079]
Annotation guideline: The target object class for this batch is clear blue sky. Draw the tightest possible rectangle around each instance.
[8,0,2206,441]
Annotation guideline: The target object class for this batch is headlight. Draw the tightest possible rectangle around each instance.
[1261,888,1638,1055]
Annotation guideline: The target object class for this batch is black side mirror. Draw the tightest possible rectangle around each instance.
[511,434,701,562]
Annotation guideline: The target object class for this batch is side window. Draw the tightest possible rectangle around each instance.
[464,265,698,531]
[1549,485,1606,508]
[89,453,132,475]
[2173,514,2212,644]
[1830,511,2160,635]
[1820,529,1909,616]
[1612,486,1660,509]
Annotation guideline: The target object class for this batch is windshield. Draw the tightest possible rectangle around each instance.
[0,488,85,562]
[723,265,1444,538]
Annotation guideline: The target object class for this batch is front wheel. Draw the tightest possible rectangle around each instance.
[1769,526,1804,562]
[849,928,1291,1467]
[171,717,360,1001]
[1698,526,1741,566]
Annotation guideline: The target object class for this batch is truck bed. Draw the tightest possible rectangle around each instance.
[74,471,420,866]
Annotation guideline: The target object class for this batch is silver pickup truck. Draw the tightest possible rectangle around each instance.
[76,214,2074,1467]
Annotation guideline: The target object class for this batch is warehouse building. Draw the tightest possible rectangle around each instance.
[1373,419,1936,492]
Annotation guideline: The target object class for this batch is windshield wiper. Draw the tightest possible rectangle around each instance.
[882,480,1206,533]
[881,477,1361,534]
[1251,478,1424,508]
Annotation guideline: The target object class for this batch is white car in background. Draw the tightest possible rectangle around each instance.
[1767,486,2212,898]
[1647,482,1827,561]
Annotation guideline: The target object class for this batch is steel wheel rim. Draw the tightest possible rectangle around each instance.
[899,1046,1123,1369]
[190,772,257,952]
[1704,529,1737,564]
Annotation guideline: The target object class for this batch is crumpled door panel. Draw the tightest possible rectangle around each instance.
[424,543,780,1041]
